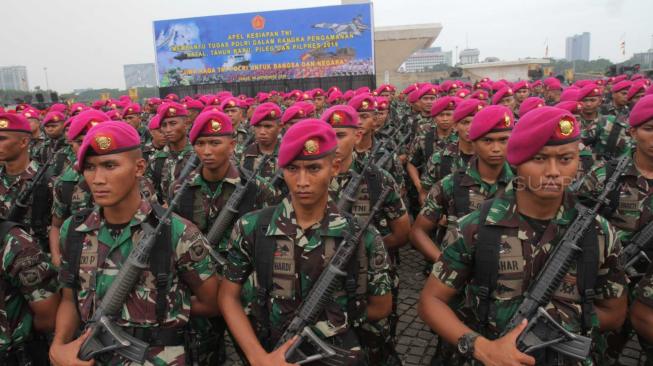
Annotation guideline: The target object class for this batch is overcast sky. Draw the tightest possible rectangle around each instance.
[1,0,651,92]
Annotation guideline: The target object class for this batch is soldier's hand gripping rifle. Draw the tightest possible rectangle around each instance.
[277,188,391,365]
[620,221,653,277]
[501,154,629,361]
[78,154,200,363]
[336,142,382,213]
[6,156,53,222]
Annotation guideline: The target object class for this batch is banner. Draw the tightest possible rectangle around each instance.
[152,3,374,87]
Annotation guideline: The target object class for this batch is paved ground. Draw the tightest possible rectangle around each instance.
[223,246,647,365]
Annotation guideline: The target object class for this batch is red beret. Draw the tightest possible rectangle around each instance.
[76,121,141,172]
[612,75,628,84]
[470,90,488,100]
[531,80,543,88]
[105,110,122,121]
[256,92,270,103]
[148,114,161,130]
[49,103,67,113]
[250,102,281,126]
[507,107,580,166]
[342,90,355,101]
[627,81,647,101]
[121,103,142,118]
[183,99,204,111]
[348,94,377,112]
[189,111,234,144]
[309,88,325,99]
[555,101,583,115]
[119,95,131,103]
[455,88,471,99]
[576,84,602,101]
[629,95,653,127]
[440,80,455,92]
[491,86,515,105]
[43,111,65,125]
[612,80,632,93]
[431,96,458,117]
[595,79,606,86]
[147,98,163,106]
[165,93,179,101]
[0,113,31,133]
[401,84,419,95]
[157,102,189,120]
[281,105,308,125]
[408,84,438,103]
[293,101,316,117]
[491,81,508,92]
[201,105,223,114]
[285,90,303,101]
[376,97,389,111]
[327,90,343,104]
[21,108,40,120]
[354,87,371,95]
[646,87,653,96]
[220,97,244,111]
[278,119,337,168]
[67,110,110,140]
[559,87,580,102]
[375,84,396,95]
[574,80,592,88]
[15,104,32,112]
[216,91,233,100]
[631,74,645,81]
[469,105,514,141]
[513,81,530,91]
[321,105,359,128]
[326,86,340,96]
[519,97,545,117]
[453,99,485,123]
[544,77,562,91]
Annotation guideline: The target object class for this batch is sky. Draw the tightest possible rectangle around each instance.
[1,0,651,93]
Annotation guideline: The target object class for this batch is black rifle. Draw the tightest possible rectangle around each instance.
[501,154,629,361]
[78,154,200,363]
[376,132,410,171]
[277,188,391,365]
[336,142,382,213]
[6,157,53,222]
[620,220,653,277]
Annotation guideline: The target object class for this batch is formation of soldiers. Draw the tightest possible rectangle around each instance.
[1,72,653,366]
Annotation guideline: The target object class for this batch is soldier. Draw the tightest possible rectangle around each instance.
[407,84,439,137]
[0,220,60,366]
[407,96,459,200]
[122,102,151,147]
[576,84,606,133]
[221,97,248,142]
[0,113,52,250]
[418,107,627,365]
[323,105,409,365]
[310,88,327,117]
[543,77,563,106]
[512,81,530,118]
[184,98,205,122]
[518,97,545,119]
[280,104,309,132]
[241,102,282,180]
[142,114,166,162]
[420,99,485,202]
[601,80,631,120]
[218,119,392,366]
[627,81,647,109]
[22,108,46,162]
[40,111,72,177]
[148,102,194,204]
[49,121,220,366]
[531,80,544,98]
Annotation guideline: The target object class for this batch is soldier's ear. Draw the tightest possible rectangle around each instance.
[330,155,341,177]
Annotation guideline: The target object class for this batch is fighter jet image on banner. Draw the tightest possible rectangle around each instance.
[312,15,369,36]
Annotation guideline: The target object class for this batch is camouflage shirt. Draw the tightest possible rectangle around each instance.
[353,139,406,191]
[408,129,458,172]
[420,143,473,193]
[58,199,216,364]
[0,224,58,352]
[585,114,632,162]
[420,158,514,235]
[28,134,46,164]
[240,142,279,180]
[233,125,251,162]
[223,197,392,345]
[147,144,194,204]
[600,102,629,122]
[433,182,626,345]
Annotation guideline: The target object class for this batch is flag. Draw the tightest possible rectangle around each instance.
[620,40,626,56]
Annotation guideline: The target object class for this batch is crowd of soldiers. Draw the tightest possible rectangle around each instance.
[1,72,653,366]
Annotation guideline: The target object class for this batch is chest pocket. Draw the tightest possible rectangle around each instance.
[351,183,371,217]
[616,185,641,231]
[468,191,486,212]
[495,235,524,300]
[270,239,298,300]
[71,185,90,212]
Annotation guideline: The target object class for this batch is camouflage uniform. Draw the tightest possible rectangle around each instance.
[329,161,406,365]
[408,130,458,175]
[233,125,251,161]
[632,269,653,364]
[223,197,392,364]
[146,144,194,204]
[28,134,46,164]
[58,199,216,366]
[600,102,630,122]
[353,140,406,192]
[34,136,66,164]
[239,142,279,180]
[136,125,152,147]
[585,114,632,162]
[420,143,474,193]
[0,161,51,249]
[432,182,626,365]
[0,223,58,361]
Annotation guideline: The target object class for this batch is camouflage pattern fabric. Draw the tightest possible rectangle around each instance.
[585,114,633,162]
[239,142,279,181]
[420,143,473,193]
[408,130,458,172]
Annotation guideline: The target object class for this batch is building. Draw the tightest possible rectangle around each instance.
[459,49,480,65]
[460,59,550,82]
[124,63,157,89]
[565,32,590,61]
[400,47,452,72]
[0,66,29,91]
[632,49,653,69]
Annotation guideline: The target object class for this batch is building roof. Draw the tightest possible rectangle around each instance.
[460,58,550,69]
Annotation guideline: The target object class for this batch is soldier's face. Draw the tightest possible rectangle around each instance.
[193,136,235,170]
[69,135,84,155]
[434,111,454,131]
[83,151,145,207]
[374,110,389,130]
[0,132,29,161]
[455,117,473,143]
[630,121,653,159]
[254,120,281,146]
[334,128,361,162]
[283,155,340,207]
[545,89,561,102]
[581,97,601,114]
[314,96,326,110]
[500,96,516,110]
[614,90,629,106]
[418,95,436,114]
[516,143,579,200]
[150,129,166,149]
[515,89,530,102]
[28,119,40,134]
[224,107,243,124]
[44,121,65,139]
[357,112,374,134]
[473,131,510,167]
[160,117,187,144]
[124,115,142,129]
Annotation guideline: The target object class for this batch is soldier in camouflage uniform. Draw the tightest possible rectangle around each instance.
[323,105,410,365]
[0,220,60,366]
[600,80,631,121]
[0,113,52,251]
[420,99,484,197]
[409,84,440,137]
[491,86,516,113]
[122,102,152,147]
[37,111,68,172]
[146,102,195,204]
[407,96,459,200]
[142,114,166,162]
[50,121,220,366]
[22,108,46,163]
[240,102,282,180]
[219,119,392,366]
[512,81,530,119]
[221,96,250,151]
[418,107,627,366]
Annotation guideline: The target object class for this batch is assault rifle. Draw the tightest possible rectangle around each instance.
[376,131,410,171]
[78,154,200,362]
[336,142,382,213]
[501,154,629,361]
[278,188,391,365]
[6,157,53,222]
[620,220,653,277]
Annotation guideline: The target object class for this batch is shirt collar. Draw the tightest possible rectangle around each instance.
[75,198,153,233]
